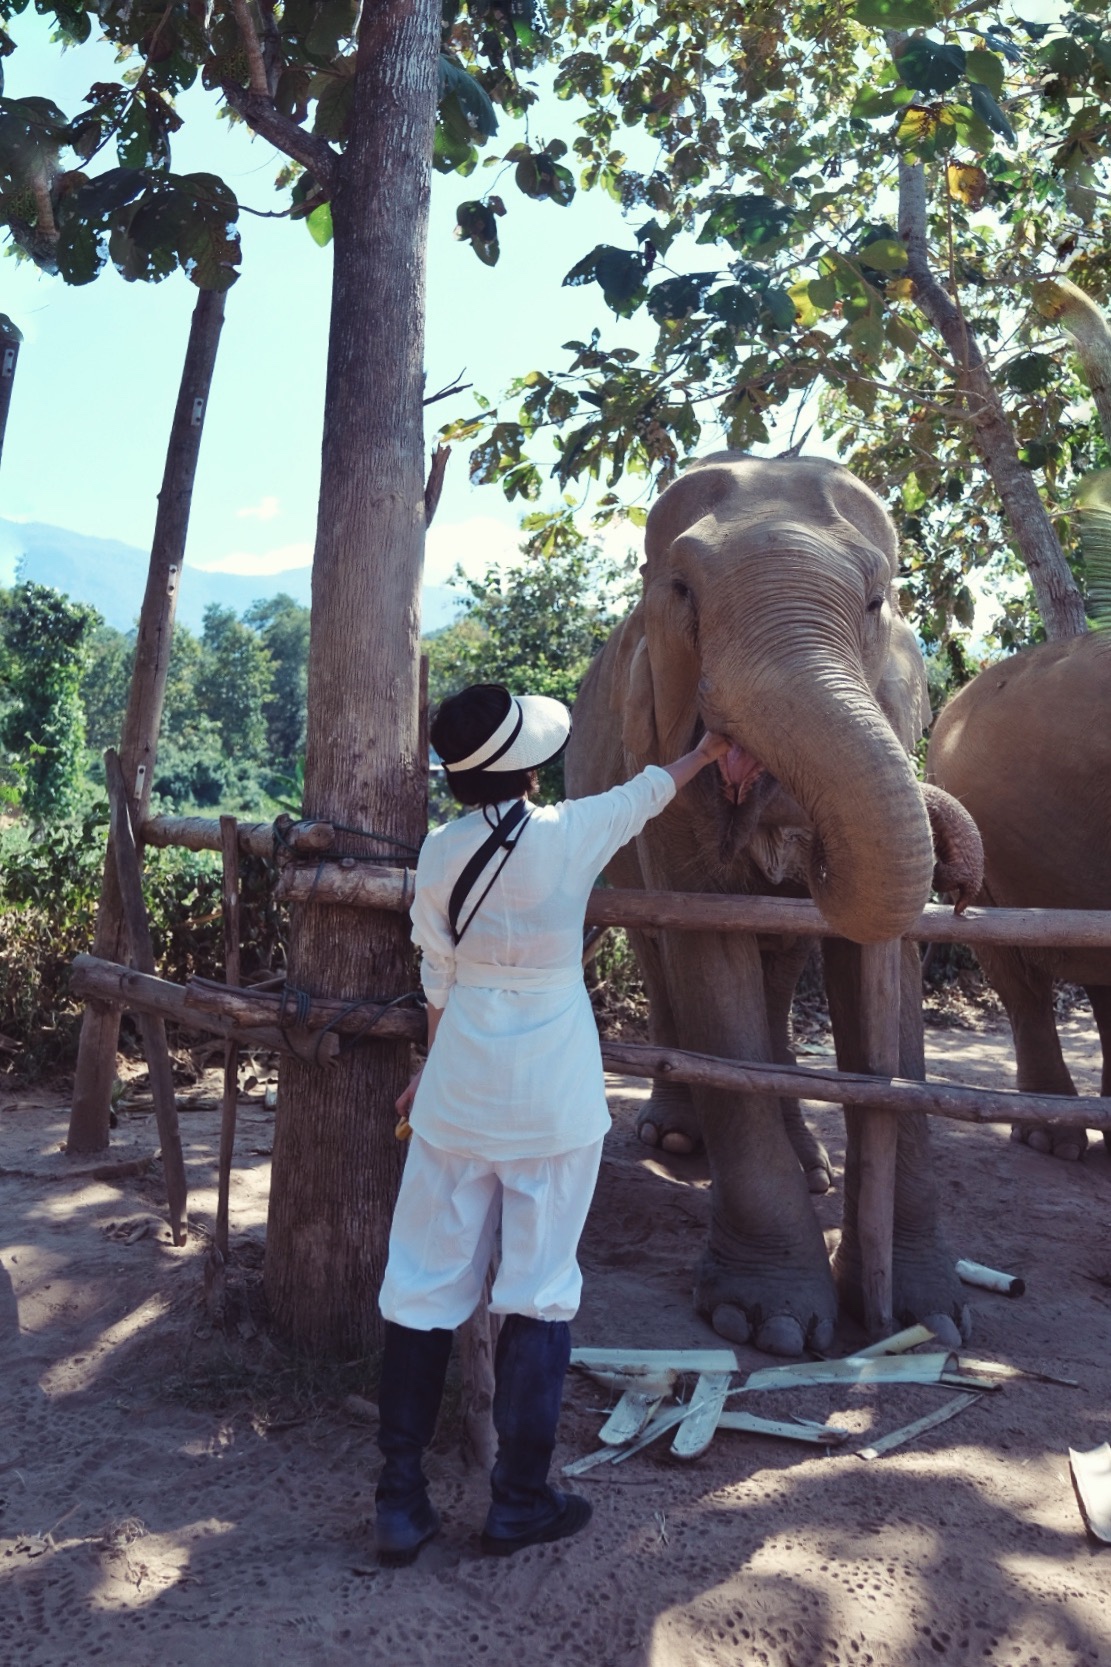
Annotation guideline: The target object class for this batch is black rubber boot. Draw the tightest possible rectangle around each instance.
[481,1314,592,1557]
[375,1322,454,1565]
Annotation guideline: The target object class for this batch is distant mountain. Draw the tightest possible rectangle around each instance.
[0,518,462,635]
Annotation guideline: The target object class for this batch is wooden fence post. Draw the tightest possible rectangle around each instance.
[855,939,903,1338]
[67,288,226,1154]
[104,752,188,1244]
[215,816,241,1260]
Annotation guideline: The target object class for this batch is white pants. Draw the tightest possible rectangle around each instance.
[379,1133,605,1331]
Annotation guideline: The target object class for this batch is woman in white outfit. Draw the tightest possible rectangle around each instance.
[375,683,728,1563]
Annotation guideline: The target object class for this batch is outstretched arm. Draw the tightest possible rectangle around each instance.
[663,732,731,791]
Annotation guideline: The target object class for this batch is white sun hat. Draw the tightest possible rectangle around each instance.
[439,686,572,773]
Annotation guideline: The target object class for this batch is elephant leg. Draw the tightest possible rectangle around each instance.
[762,937,832,1194]
[1084,985,1111,1154]
[629,925,700,1155]
[662,928,837,1357]
[824,937,970,1347]
[981,945,1085,1161]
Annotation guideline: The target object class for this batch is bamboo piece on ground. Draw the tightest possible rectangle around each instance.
[571,1347,736,1393]
[68,290,226,1155]
[857,1393,982,1461]
[104,752,188,1244]
[563,1403,693,1476]
[743,1353,959,1393]
[716,1412,851,1444]
[957,1258,1026,1297]
[671,1372,733,1460]
[599,1389,667,1446]
[214,815,240,1262]
[275,862,1111,951]
[851,1324,937,1358]
[855,939,902,1339]
[142,813,335,859]
[1069,1444,1111,1543]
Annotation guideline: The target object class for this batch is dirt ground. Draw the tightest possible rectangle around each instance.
[2,1014,1110,1667]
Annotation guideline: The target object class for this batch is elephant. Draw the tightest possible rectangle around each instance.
[927,630,1111,1161]
[566,452,983,1356]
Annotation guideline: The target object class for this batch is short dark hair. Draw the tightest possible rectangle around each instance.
[445,765,538,807]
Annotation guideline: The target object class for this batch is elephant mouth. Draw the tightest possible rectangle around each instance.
[716,741,767,807]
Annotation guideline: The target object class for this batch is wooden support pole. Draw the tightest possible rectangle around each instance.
[69,953,1111,1131]
[0,314,21,473]
[68,288,227,1154]
[215,816,241,1261]
[854,940,902,1340]
[271,864,1111,951]
[103,753,188,1245]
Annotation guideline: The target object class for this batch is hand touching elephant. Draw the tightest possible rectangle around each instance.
[928,630,1111,1160]
[567,452,980,1356]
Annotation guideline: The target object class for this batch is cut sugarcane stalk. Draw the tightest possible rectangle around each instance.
[598,1388,666,1446]
[850,1324,938,1358]
[956,1258,1026,1297]
[671,1373,732,1460]
[856,1393,981,1460]
[717,1411,850,1444]
[1069,1443,1111,1543]
[939,1372,1003,1391]
[957,1357,1079,1388]
[742,1352,957,1393]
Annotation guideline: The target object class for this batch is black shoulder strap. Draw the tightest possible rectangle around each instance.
[448,797,532,946]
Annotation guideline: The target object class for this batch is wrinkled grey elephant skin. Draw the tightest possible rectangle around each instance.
[566,452,974,1357]
[929,630,1111,1162]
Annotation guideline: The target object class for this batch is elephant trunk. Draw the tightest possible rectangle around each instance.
[706,645,934,945]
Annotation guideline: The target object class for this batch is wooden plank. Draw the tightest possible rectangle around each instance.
[271,862,1111,951]
[599,1389,667,1446]
[855,939,901,1339]
[104,751,188,1245]
[671,1372,732,1460]
[1069,1444,1111,1543]
[857,1393,981,1460]
[214,815,241,1262]
[717,1412,851,1445]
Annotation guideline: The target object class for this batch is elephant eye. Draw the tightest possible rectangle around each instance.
[866,595,885,614]
[672,578,693,603]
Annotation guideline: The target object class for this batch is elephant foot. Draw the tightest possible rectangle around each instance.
[832,1236,972,1345]
[1010,1121,1088,1162]
[695,1250,837,1357]
[636,1079,701,1156]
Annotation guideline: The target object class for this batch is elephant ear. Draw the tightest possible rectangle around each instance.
[638,580,702,764]
[622,635,660,765]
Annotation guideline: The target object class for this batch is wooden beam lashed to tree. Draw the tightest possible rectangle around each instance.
[68,288,227,1155]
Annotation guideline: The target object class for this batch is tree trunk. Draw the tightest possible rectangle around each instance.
[262,0,439,1356]
[0,316,21,473]
[67,288,227,1153]
[897,160,1088,641]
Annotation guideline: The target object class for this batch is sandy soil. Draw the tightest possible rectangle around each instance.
[2,1015,1110,1667]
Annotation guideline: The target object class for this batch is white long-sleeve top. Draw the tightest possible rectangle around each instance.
[408,766,676,1159]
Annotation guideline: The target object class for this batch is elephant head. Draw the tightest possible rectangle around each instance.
[620,452,936,944]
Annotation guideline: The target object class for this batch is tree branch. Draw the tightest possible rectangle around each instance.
[229,0,271,97]
[897,157,1087,641]
[220,81,339,196]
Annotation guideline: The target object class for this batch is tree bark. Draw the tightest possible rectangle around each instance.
[262,0,439,1356]
[0,316,21,473]
[1032,277,1111,453]
[67,287,227,1153]
[897,160,1088,641]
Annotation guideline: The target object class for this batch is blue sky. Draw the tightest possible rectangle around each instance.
[1,14,664,600]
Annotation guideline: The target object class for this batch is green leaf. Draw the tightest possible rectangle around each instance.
[854,0,937,26]
[968,83,1015,144]
[964,49,1005,99]
[696,192,793,253]
[439,57,499,140]
[563,245,647,316]
[857,236,908,272]
[646,273,714,322]
[454,199,499,265]
[1004,351,1056,394]
[896,38,966,96]
[306,201,332,246]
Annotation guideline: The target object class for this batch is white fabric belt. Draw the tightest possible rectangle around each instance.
[454,961,583,992]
